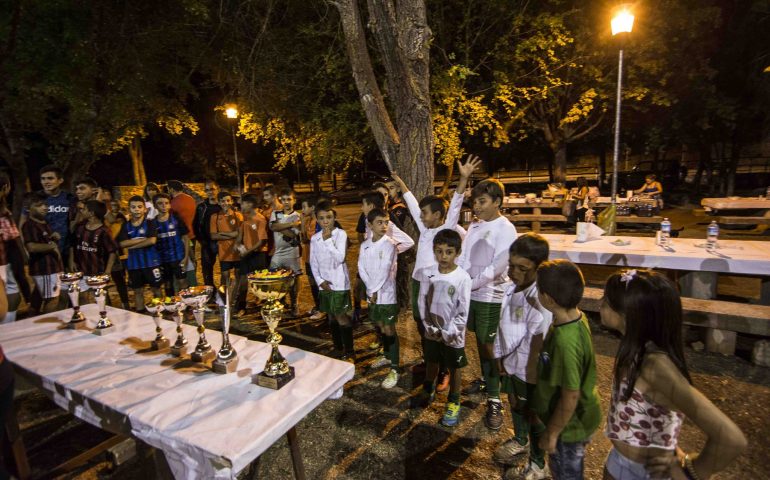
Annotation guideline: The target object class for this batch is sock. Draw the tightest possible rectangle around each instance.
[480,356,500,398]
[329,321,343,350]
[512,408,530,445]
[448,391,460,404]
[422,380,435,394]
[382,334,399,369]
[529,416,547,468]
[341,325,354,353]
[1,311,16,323]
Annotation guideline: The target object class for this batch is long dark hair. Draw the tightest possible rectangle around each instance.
[604,269,691,401]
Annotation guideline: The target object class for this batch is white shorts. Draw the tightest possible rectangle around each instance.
[33,273,62,299]
[4,265,19,295]
[269,255,302,274]
[0,264,6,284]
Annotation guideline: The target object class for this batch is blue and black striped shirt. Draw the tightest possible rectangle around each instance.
[118,217,161,270]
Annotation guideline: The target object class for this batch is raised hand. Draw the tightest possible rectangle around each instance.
[457,154,482,179]
[391,174,409,194]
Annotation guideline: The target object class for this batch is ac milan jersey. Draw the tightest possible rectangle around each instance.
[22,219,63,275]
[155,213,188,263]
[118,217,160,270]
[73,224,118,275]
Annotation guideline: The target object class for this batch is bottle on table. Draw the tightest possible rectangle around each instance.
[659,217,671,248]
[707,220,719,251]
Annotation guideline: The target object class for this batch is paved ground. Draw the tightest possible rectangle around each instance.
[8,202,770,479]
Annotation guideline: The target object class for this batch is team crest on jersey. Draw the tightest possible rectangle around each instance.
[230,219,235,225]
[515,306,524,319]
[251,224,257,230]
[169,224,175,230]
[139,228,145,235]
[448,286,455,297]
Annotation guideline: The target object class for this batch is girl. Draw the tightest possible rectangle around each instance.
[601,269,746,480]
[143,182,160,220]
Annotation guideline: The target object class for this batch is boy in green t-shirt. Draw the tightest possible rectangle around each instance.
[533,259,601,479]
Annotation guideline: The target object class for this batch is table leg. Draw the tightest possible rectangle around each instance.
[286,426,306,480]
[758,278,770,306]
[2,399,31,480]
[679,271,736,354]
[532,207,541,233]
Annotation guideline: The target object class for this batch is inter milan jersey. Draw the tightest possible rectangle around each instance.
[73,224,118,275]
[155,213,188,263]
[22,220,63,276]
[118,217,160,270]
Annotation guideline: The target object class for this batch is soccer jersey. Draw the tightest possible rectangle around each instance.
[73,224,118,275]
[301,215,316,264]
[418,264,472,349]
[22,219,63,276]
[210,210,244,262]
[309,228,350,290]
[45,190,75,252]
[192,201,221,244]
[270,210,301,260]
[241,211,268,253]
[155,213,188,263]
[118,217,161,270]
[357,235,398,305]
[457,215,518,303]
[363,219,414,254]
[170,192,196,240]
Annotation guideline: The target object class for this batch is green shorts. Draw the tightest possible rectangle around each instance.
[369,303,399,325]
[319,290,352,316]
[411,278,421,322]
[424,338,468,369]
[467,300,502,344]
[500,374,536,411]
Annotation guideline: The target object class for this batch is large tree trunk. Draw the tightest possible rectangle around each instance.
[550,140,567,184]
[129,137,147,186]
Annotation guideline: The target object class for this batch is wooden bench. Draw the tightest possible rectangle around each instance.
[507,214,568,233]
[615,215,664,224]
[580,286,770,355]
[716,216,770,226]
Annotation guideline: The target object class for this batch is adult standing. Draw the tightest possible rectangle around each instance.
[20,165,75,257]
[192,179,221,287]
[168,180,198,286]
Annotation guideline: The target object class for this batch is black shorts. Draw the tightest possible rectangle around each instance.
[161,261,186,281]
[239,252,267,275]
[128,266,163,289]
[220,260,240,272]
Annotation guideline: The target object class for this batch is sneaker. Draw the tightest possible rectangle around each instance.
[370,356,391,369]
[368,340,382,351]
[462,378,486,395]
[309,310,325,321]
[485,399,504,430]
[410,390,435,409]
[493,438,530,466]
[441,402,461,426]
[436,371,450,392]
[503,460,551,480]
[381,369,399,389]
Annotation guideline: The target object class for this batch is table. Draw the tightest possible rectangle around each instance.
[701,197,770,210]
[0,305,355,479]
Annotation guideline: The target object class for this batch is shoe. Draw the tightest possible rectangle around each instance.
[462,378,486,395]
[410,390,435,409]
[503,460,550,480]
[485,399,504,430]
[493,438,530,466]
[410,362,426,374]
[436,371,450,393]
[309,310,325,321]
[370,356,390,369]
[381,369,399,389]
[368,340,382,351]
[441,402,461,426]
[235,309,247,318]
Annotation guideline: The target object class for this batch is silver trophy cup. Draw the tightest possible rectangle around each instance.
[59,272,86,329]
[164,299,188,356]
[179,286,215,363]
[85,275,113,335]
[144,300,170,350]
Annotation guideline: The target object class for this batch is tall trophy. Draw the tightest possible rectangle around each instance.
[145,298,170,350]
[59,272,86,329]
[179,286,215,364]
[164,297,188,357]
[212,278,238,374]
[248,270,296,389]
[86,275,113,335]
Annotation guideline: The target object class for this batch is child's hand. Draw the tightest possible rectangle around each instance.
[369,292,377,304]
[51,232,61,241]
[320,281,332,291]
[644,453,680,479]
[457,154,482,179]
[539,430,558,454]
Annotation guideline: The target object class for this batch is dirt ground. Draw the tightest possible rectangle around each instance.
[8,203,770,479]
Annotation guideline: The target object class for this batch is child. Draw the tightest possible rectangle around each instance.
[235,193,268,315]
[601,269,746,480]
[105,197,130,309]
[22,192,64,313]
[210,191,243,305]
[261,185,282,266]
[412,229,471,427]
[154,193,190,295]
[357,208,414,388]
[300,196,323,320]
[70,177,100,232]
[458,178,518,430]
[493,233,552,480]
[118,195,163,312]
[532,260,601,479]
[310,201,354,361]
[268,188,302,316]
[69,200,118,298]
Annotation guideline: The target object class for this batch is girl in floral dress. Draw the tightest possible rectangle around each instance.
[600,269,746,480]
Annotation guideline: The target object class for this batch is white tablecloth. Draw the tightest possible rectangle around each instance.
[0,305,355,479]
[540,234,770,276]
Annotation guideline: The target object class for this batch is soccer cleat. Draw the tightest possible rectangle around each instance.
[485,399,504,430]
[441,402,461,427]
[370,356,391,369]
[436,371,450,392]
[503,461,551,480]
[462,378,486,395]
[493,438,530,466]
[381,369,399,389]
[410,390,435,409]
[309,310,325,321]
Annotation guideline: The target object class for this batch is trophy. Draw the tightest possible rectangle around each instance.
[179,286,215,364]
[212,278,238,374]
[86,275,113,335]
[59,272,86,329]
[248,272,296,389]
[164,298,188,357]
[144,299,170,350]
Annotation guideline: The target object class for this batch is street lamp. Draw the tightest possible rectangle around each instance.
[224,104,241,195]
[610,5,634,204]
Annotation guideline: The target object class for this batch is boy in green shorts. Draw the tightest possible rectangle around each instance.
[309,201,355,362]
[533,260,601,479]
[493,233,553,480]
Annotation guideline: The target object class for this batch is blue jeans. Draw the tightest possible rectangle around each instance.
[549,438,589,479]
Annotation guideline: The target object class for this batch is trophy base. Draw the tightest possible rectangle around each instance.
[92,325,114,336]
[191,349,216,364]
[66,319,88,330]
[212,355,239,374]
[253,366,295,390]
[151,337,170,350]
[169,344,187,357]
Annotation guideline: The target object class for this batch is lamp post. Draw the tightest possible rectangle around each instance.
[225,105,241,195]
[610,5,634,204]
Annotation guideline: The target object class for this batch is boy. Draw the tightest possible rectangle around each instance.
[357,208,414,388]
[300,196,322,320]
[268,188,302,316]
[458,178,518,430]
[412,229,471,427]
[22,192,64,313]
[309,201,354,361]
[118,195,163,312]
[235,194,268,316]
[210,191,243,305]
[262,185,282,266]
[192,179,221,287]
[69,200,118,298]
[154,193,190,295]
[533,260,601,479]
[493,233,553,480]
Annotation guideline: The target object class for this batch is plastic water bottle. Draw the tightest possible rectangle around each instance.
[659,218,671,248]
[707,220,719,251]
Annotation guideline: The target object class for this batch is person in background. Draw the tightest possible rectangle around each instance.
[69,200,118,302]
[268,188,302,316]
[20,165,75,262]
[573,177,590,223]
[70,177,100,231]
[0,173,24,322]
[154,193,190,296]
[300,196,323,320]
[23,192,64,314]
[118,195,163,312]
[105,196,131,309]
[143,182,160,220]
[210,191,243,306]
[234,193,268,316]
[167,180,197,287]
[634,174,663,208]
[192,179,221,288]
[261,185,282,267]
[0,275,14,479]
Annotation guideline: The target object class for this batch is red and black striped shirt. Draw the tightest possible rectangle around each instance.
[22,219,63,276]
[73,223,118,275]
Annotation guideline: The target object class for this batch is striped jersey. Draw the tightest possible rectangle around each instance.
[118,217,161,270]
[22,219,64,276]
[155,213,188,263]
[73,223,118,275]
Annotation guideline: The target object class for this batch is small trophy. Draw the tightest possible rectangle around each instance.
[248,272,296,389]
[212,279,238,374]
[164,298,188,357]
[59,272,86,329]
[86,275,113,335]
[144,299,170,350]
[179,286,216,364]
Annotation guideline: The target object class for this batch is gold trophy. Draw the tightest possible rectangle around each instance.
[145,299,170,350]
[164,297,188,357]
[248,271,296,389]
[179,286,215,364]
[86,275,113,335]
[59,272,86,329]
[212,277,238,374]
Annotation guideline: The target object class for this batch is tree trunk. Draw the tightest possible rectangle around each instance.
[550,140,567,184]
[693,143,710,194]
[439,160,455,197]
[129,137,146,186]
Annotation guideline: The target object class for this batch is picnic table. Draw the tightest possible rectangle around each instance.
[0,305,354,479]
[503,197,568,232]
[701,197,770,227]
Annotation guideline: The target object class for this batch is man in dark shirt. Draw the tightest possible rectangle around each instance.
[192,179,221,287]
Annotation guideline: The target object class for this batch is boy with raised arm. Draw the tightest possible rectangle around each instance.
[118,195,163,312]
